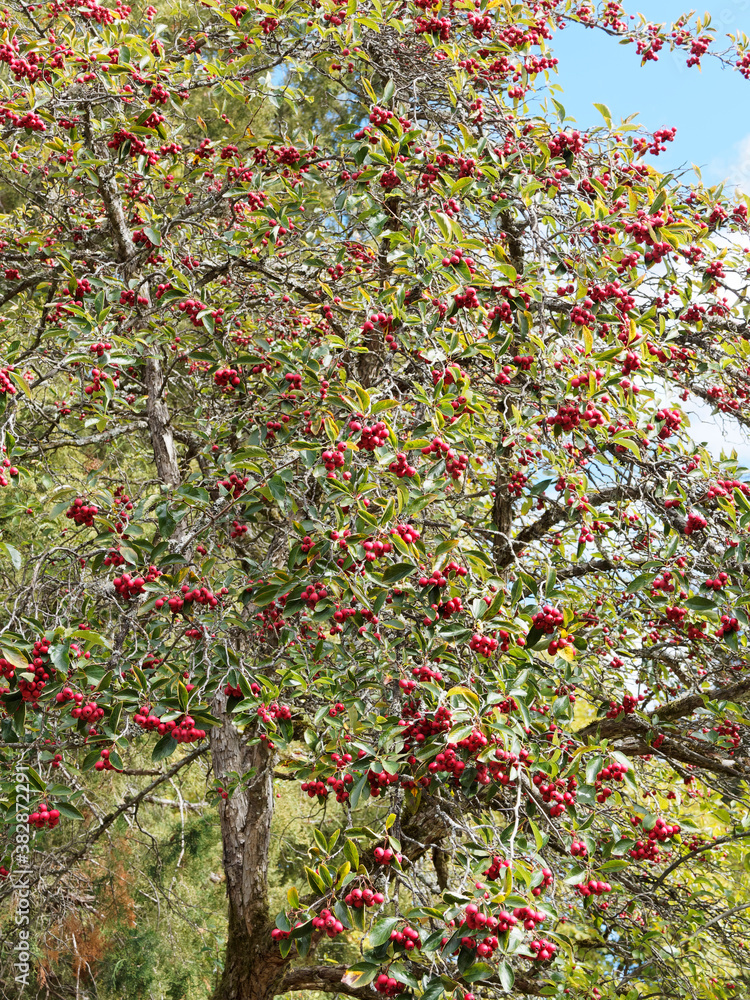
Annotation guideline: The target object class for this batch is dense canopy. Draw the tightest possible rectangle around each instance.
[2,2,750,999]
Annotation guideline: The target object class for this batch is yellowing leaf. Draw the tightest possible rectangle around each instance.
[1,646,28,669]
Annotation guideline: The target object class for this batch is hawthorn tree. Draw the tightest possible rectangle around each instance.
[3,0,750,997]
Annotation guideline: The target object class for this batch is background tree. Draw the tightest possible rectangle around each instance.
[2,2,750,999]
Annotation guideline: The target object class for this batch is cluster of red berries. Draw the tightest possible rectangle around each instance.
[321,443,346,473]
[18,637,52,703]
[606,694,641,718]
[133,708,206,742]
[217,472,249,498]
[469,632,498,657]
[0,366,17,394]
[508,470,528,496]
[388,452,417,477]
[84,367,118,396]
[685,511,707,534]
[257,702,291,723]
[362,537,393,561]
[301,778,336,798]
[312,908,344,937]
[704,572,729,591]
[374,974,403,996]
[66,498,99,526]
[374,845,402,865]
[597,761,628,783]
[71,700,104,723]
[594,761,628,801]
[547,402,581,431]
[629,815,681,860]
[94,748,120,771]
[155,584,224,612]
[214,367,241,389]
[344,885,384,908]
[533,773,578,817]
[445,450,469,479]
[393,523,420,544]
[28,803,61,829]
[533,868,554,896]
[177,298,208,326]
[420,437,453,460]
[358,422,389,450]
[390,925,421,950]
[570,840,588,857]
[113,566,160,599]
[512,905,546,931]
[88,341,112,357]
[528,938,557,961]
[577,879,612,897]
[531,606,564,633]
[717,615,740,638]
[454,286,480,309]
[55,686,80,705]
[483,856,511,880]
[412,664,443,682]
[301,583,328,608]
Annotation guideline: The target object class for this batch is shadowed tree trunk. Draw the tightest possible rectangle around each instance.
[210,704,284,1000]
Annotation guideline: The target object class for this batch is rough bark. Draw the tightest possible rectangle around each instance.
[211,696,284,1000]
[212,524,292,1000]
[98,168,137,266]
[358,194,401,387]
[145,355,182,488]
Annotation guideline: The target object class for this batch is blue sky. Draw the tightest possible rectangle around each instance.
[548,1,750,191]
[547,3,750,463]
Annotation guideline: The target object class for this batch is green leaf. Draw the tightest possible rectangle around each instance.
[685,596,716,610]
[26,766,46,792]
[0,542,22,570]
[626,573,656,595]
[1,646,28,670]
[369,915,401,946]
[305,866,325,894]
[56,802,84,820]
[343,839,360,869]
[341,962,379,988]
[462,962,495,983]
[349,771,369,809]
[152,734,178,762]
[586,755,603,785]
[178,681,189,712]
[420,978,445,1000]
[593,102,612,126]
[381,562,418,585]
[496,961,514,993]
[155,502,177,539]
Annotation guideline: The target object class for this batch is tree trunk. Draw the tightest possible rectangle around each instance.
[145,355,181,488]
[211,696,285,1000]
